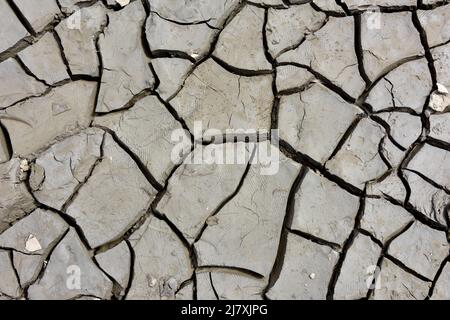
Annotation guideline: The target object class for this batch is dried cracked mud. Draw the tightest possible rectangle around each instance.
[0,0,449,300]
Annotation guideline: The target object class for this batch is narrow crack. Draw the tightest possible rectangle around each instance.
[192,145,256,245]
[327,187,367,300]
[279,139,365,196]
[209,272,220,300]
[0,120,13,162]
[60,131,106,212]
[6,0,36,36]
[384,253,433,282]
[411,10,438,90]
[122,239,136,300]
[8,249,24,297]
[326,116,364,162]
[275,61,363,112]
[52,31,73,79]
[211,55,273,76]
[263,166,308,298]
[93,125,164,191]
[288,228,341,251]
[426,255,449,299]
[24,227,70,290]
[357,55,425,105]
[366,220,415,298]
[309,1,346,17]
[353,13,371,87]
[14,56,51,87]
[0,0,449,301]
[196,265,264,279]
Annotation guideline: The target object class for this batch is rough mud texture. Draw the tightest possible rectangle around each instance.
[0,0,449,300]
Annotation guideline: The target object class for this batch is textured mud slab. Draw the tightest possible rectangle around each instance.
[0,0,449,300]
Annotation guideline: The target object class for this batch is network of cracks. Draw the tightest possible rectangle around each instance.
[0,0,449,300]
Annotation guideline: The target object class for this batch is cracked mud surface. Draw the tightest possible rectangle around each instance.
[0,0,449,300]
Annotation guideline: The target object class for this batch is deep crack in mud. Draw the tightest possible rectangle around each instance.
[0,0,449,300]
